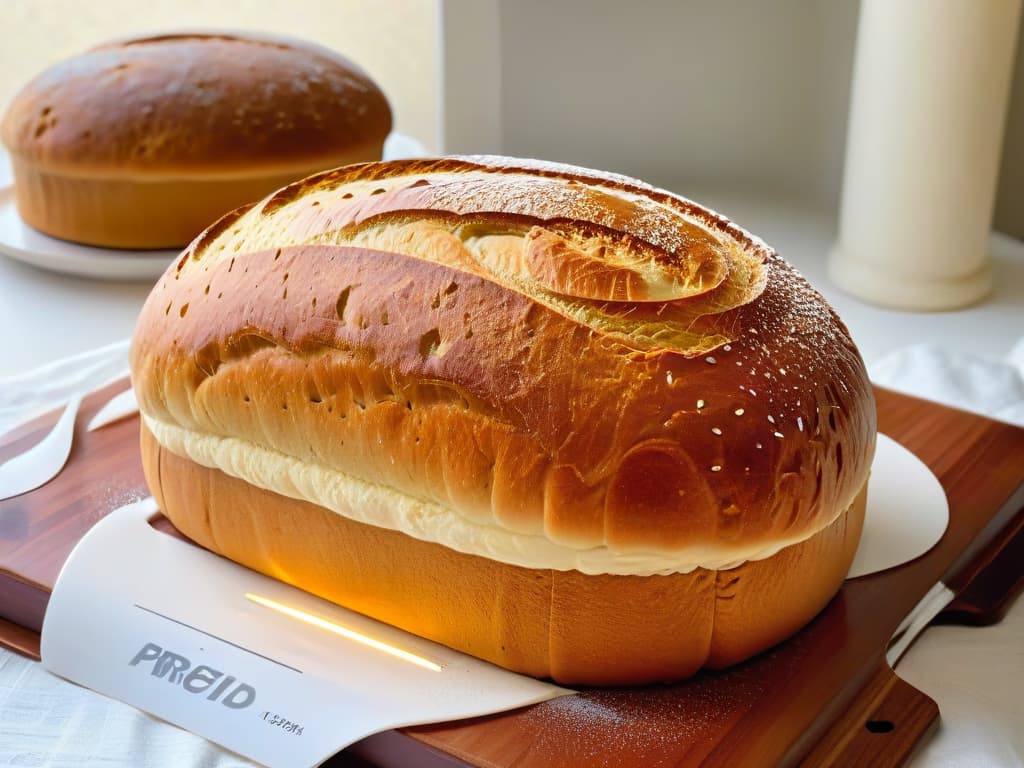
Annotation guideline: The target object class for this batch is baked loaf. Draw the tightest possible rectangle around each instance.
[1,33,391,249]
[130,156,876,685]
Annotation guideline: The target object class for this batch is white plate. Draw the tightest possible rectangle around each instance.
[0,186,178,283]
[0,133,429,283]
[847,432,949,579]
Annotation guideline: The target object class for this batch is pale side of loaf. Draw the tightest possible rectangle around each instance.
[130,156,876,683]
[1,33,392,248]
[142,424,867,685]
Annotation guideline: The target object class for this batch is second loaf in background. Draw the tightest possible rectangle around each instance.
[1,32,392,249]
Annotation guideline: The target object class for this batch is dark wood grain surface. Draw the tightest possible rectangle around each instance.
[1,382,1022,767]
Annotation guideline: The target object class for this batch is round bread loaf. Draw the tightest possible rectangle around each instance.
[130,156,876,685]
[1,33,391,249]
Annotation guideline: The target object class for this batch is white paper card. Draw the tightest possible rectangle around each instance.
[38,433,945,766]
[86,387,139,432]
[847,433,949,578]
[41,498,572,768]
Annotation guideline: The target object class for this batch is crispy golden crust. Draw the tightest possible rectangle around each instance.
[143,424,867,685]
[1,33,391,175]
[132,157,876,557]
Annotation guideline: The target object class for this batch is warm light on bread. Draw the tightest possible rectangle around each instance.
[130,156,877,684]
[1,33,392,249]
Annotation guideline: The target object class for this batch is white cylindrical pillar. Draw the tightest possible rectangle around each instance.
[829,0,1022,310]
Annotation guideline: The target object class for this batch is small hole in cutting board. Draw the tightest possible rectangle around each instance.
[865,720,895,734]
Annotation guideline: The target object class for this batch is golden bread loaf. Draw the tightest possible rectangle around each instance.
[1,33,391,249]
[130,156,877,684]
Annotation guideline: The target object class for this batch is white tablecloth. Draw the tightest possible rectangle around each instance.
[866,339,1024,768]
[1,339,1022,767]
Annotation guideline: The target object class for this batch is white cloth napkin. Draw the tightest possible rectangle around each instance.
[1,339,1022,767]
[0,339,130,438]
[0,342,260,767]
[870,339,1024,768]
[0,652,251,767]
[869,338,1024,428]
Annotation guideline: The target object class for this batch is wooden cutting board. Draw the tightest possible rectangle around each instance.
[1,381,1022,768]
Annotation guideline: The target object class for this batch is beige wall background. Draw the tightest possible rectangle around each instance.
[498,0,859,206]
[496,0,1023,239]
[0,0,441,152]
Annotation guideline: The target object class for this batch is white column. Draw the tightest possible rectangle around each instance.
[829,0,1022,310]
